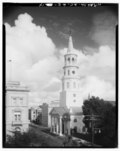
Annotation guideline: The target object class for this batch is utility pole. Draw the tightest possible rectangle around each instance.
[8,59,12,81]
[91,114,95,147]
[84,114,100,147]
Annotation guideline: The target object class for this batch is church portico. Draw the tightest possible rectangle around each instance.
[50,107,70,136]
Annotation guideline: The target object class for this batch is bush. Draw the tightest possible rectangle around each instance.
[5,129,48,147]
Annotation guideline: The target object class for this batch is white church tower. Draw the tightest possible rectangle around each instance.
[50,32,85,135]
[60,33,83,108]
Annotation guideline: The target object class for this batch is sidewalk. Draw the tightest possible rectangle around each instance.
[29,123,64,146]
[72,136,101,147]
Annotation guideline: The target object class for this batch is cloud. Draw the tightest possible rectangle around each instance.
[90,11,117,48]
[6,13,115,107]
[43,77,61,92]
[25,56,62,91]
[5,13,56,64]
[81,76,115,101]
[59,31,69,40]
[6,13,62,105]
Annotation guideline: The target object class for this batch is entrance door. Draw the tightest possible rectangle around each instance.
[74,126,77,133]
[62,120,64,134]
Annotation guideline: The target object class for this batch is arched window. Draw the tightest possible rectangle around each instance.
[62,83,64,89]
[67,82,69,88]
[15,127,21,132]
[73,94,76,97]
[74,119,77,122]
[73,99,76,102]
[68,58,70,62]
[14,111,21,121]
[73,82,76,88]
[72,58,74,61]
[72,70,75,74]
[68,70,70,75]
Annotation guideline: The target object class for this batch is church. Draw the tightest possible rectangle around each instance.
[50,34,86,136]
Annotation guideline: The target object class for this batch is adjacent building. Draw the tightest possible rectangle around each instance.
[41,101,59,127]
[29,106,42,123]
[6,81,30,135]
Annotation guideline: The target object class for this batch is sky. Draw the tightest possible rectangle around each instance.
[3,3,118,106]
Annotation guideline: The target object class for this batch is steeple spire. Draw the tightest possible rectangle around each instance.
[67,29,73,53]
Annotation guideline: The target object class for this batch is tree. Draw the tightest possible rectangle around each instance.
[5,129,49,147]
[82,96,105,132]
[101,105,117,147]
[82,96,117,147]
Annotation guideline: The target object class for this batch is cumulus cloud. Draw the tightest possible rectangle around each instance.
[6,13,115,106]
[6,13,62,106]
[77,45,115,100]
[80,76,115,101]
[6,13,56,64]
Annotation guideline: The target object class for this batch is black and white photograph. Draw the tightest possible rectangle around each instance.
[3,2,118,148]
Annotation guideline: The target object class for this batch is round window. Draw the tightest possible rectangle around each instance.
[72,71,75,74]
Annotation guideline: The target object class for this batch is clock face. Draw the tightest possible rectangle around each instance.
[73,94,76,97]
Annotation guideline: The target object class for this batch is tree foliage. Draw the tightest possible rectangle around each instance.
[5,129,49,147]
[82,96,117,147]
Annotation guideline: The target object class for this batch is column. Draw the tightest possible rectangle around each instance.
[67,121,71,135]
[50,116,52,132]
[59,116,63,136]
[53,116,55,133]
[56,118,59,134]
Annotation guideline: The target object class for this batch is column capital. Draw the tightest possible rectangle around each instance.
[60,115,62,119]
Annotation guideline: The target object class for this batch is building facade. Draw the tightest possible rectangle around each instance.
[29,106,42,123]
[70,107,86,133]
[6,81,30,135]
[41,101,59,127]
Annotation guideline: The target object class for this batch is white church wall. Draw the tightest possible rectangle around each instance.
[60,91,66,107]
[70,115,85,133]
[65,91,83,108]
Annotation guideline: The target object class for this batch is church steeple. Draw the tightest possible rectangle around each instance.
[67,30,73,53]
[60,32,83,108]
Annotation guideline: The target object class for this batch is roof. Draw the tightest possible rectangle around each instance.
[6,81,29,92]
[70,107,83,115]
[50,107,69,116]
[105,101,116,106]
[50,100,60,107]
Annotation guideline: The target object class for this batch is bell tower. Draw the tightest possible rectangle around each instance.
[60,33,83,108]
